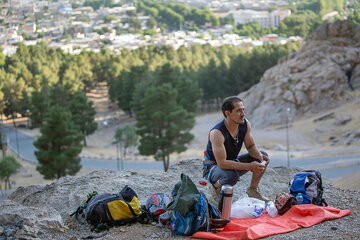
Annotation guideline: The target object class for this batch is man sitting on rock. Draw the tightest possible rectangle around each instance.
[203,96,270,204]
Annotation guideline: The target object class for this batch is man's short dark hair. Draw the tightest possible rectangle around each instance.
[222,96,243,117]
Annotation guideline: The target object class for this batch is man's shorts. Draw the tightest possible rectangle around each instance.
[207,151,268,186]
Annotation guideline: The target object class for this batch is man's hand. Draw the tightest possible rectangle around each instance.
[249,161,266,174]
[260,154,270,167]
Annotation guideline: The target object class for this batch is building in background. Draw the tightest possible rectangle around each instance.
[231,8,291,27]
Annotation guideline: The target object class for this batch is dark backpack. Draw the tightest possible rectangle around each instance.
[289,170,327,206]
[170,191,210,235]
[167,174,228,236]
[71,185,145,231]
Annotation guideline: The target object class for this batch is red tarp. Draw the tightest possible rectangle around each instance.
[192,205,351,240]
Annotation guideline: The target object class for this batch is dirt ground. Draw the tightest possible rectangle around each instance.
[4,86,360,192]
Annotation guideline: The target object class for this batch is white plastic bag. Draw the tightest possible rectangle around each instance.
[231,196,265,218]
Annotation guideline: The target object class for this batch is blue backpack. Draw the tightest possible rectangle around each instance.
[167,174,226,236]
[170,192,211,235]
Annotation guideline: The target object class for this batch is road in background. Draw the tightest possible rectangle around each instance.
[5,126,37,162]
[269,154,360,179]
[4,127,360,179]
[5,127,167,170]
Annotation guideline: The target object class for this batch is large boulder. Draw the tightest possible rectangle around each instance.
[240,20,360,127]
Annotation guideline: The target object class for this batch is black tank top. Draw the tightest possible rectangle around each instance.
[205,118,248,162]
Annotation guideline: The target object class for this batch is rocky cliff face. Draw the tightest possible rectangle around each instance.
[240,20,360,127]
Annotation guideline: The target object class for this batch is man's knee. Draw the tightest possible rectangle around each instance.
[260,150,268,157]
[218,171,239,186]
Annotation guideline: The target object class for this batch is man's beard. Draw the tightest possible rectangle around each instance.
[232,117,244,125]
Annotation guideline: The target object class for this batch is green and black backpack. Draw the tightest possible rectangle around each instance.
[71,185,145,231]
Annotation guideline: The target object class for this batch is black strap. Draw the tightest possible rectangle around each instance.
[70,209,78,217]
[82,224,109,239]
[204,195,210,232]
[75,212,86,225]
[321,199,328,207]
[104,204,114,222]
[124,200,137,217]
[70,207,86,225]
[221,193,233,198]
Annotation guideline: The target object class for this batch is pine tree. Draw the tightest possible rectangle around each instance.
[136,83,194,172]
[49,83,73,107]
[69,92,98,146]
[34,106,83,179]
[116,65,150,117]
[30,86,50,128]
[155,63,202,113]
[2,72,24,123]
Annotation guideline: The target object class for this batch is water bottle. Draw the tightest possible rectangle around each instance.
[266,201,278,217]
[296,193,303,205]
[218,185,233,220]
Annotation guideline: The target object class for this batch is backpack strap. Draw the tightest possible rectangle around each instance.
[137,205,151,224]
[71,191,99,225]
[70,206,86,225]
[81,224,109,239]
[203,193,211,232]
[319,198,328,207]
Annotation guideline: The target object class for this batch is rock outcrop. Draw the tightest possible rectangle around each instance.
[240,20,360,126]
[0,159,359,239]
[0,160,305,239]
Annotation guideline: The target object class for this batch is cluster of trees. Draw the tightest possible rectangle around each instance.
[0,43,97,179]
[82,0,220,34]
[135,0,220,31]
[83,0,121,11]
[347,0,360,25]
[0,41,298,173]
[277,0,349,37]
[348,10,360,25]
[105,43,299,170]
[287,0,345,14]
[277,11,322,38]
[108,42,300,114]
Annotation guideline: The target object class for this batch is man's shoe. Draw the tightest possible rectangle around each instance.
[247,187,269,202]
[207,183,220,206]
